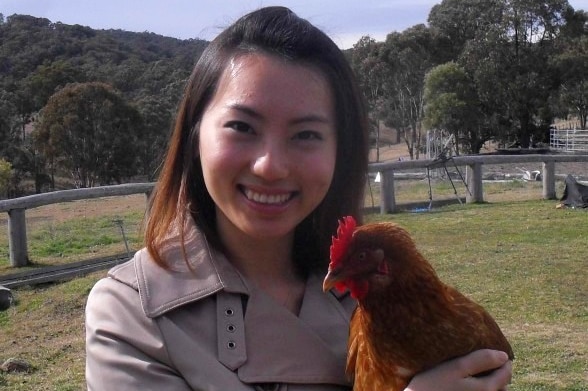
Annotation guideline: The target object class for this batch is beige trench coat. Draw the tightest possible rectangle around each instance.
[85,224,356,391]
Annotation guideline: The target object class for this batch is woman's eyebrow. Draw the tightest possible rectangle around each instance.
[227,103,332,125]
[290,114,332,125]
[227,103,261,119]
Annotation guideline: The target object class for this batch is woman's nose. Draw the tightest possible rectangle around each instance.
[252,143,289,181]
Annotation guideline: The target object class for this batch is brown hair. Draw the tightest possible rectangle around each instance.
[145,6,369,275]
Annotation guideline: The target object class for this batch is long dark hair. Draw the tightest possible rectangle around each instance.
[145,6,369,274]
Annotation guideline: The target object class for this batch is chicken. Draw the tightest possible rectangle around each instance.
[323,216,514,391]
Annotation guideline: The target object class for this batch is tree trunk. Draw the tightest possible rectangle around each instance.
[519,111,531,148]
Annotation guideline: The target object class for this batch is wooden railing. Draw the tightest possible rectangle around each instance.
[0,183,154,267]
[370,153,588,213]
[1,153,587,267]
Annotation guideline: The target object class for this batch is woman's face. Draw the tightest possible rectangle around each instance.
[198,53,337,246]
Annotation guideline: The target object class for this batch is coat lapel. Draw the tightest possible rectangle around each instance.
[238,274,352,386]
[133,222,248,318]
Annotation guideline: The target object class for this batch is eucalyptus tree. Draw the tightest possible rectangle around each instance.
[500,0,571,145]
[380,24,436,160]
[25,59,86,111]
[0,158,11,198]
[424,62,490,154]
[34,82,142,187]
[428,0,504,62]
[551,8,588,129]
[135,93,175,180]
[0,90,18,151]
[350,36,389,161]
[428,0,573,147]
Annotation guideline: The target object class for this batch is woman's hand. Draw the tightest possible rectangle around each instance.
[405,349,512,391]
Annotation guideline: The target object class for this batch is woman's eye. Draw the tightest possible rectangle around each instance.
[226,121,253,134]
[295,130,322,141]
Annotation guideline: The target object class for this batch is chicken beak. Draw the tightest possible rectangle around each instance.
[322,268,341,292]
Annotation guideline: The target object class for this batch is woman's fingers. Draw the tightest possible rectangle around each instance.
[461,351,512,391]
[405,349,512,391]
[458,349,509,377]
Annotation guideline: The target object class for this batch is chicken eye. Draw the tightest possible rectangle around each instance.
[358,252,367,261]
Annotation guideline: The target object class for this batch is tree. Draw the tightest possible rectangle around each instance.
[380,25,436,160]
[429,0,573,147]
[424,62,489,154]
[34,82,142,187]
[551,9,588,129]
[428,0,504,62]
[552,35,588,129]
[350,36,388,161]
[0,158,11,198]
[0,90,18,152]
[499,0,571,146]
[135,94,174,180]
[25,60,86,111]
[0,13,209,194]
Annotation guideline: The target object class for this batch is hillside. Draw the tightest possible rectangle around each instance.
[0,14,208,100]
[0,14,211,194]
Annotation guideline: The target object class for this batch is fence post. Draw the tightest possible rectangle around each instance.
[466,163,484,203]
[8,208,28,267]
[542,160,556,199]
[380,170,396,214]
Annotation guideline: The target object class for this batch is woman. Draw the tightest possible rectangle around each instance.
[85,7,511,390]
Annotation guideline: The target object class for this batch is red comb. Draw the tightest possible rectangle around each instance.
[329,216,357,268]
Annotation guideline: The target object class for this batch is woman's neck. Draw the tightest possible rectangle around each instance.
[216,218,297,282]
[215,217,306,313]
[228,239,297,283]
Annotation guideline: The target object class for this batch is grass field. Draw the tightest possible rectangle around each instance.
[0,183,587,390]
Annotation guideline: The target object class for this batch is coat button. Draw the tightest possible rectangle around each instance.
[226,324,236,333]
[227,341,237,349]
[225,308,234,316]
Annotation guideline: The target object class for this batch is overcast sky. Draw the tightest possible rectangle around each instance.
[2,0,588,49]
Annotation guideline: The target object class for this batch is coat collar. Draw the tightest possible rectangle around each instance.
[110,221,249,318]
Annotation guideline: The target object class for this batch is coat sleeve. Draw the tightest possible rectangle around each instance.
[85,278,192,391]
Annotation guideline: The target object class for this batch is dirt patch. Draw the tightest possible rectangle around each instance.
[370,143,411,162]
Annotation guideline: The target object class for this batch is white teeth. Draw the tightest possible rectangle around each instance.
[244,189,290,204]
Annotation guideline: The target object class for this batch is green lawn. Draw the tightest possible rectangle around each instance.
[0,197,586,390]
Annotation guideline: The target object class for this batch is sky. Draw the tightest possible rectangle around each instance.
[2,0,588,49]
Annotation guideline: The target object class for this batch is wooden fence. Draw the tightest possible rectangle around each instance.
[0,183,153,267]
[1,154,587,267]
[371,153,588,213]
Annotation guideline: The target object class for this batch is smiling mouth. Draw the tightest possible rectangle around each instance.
[242,187,294,205]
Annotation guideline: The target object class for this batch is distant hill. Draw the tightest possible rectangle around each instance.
[0,14,209,103]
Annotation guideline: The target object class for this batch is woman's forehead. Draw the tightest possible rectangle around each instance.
[211,53,335,115]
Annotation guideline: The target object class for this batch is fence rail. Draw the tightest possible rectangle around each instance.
[2,153,588,267]
[0,183,154,267]
[370,153,588,214]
